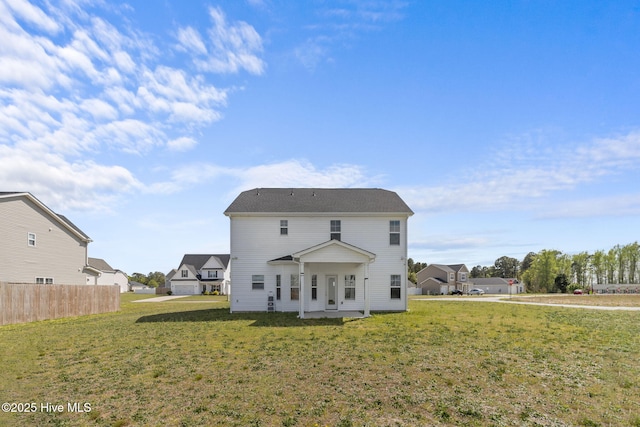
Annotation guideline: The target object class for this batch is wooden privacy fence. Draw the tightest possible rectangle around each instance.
[0,282,120,326]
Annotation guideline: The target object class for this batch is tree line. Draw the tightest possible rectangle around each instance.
[409,241,640,293]
[129,271,166,288]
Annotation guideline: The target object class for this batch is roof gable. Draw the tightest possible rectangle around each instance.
[179,254,230,270]
[224,188,413,215]
[0,192,91,242]
[293,239,376,263]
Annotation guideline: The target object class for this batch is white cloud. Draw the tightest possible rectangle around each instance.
[0,145,141,212]
[0,0,251,204]
[2,0,60,34]
[176,26,207,55]
[167,136,198,151]
[161,159,380,196]
[398,130,640,217]
[190,6,265,75]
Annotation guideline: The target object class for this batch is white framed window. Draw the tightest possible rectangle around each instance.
[311,274,317,300]
[330,220,341,241]
[181,269,188,278]
[389,220,400,245]
[390,274,401,299]
[252,275,265,290]
[280,220,288,235]
[344,275,356,300]
[460,272,467,282]
[276,274,281,300]
[449,272,455,282]
[290,274,299,300]
[207,271,218,278]
[28,232,36,247]
[36,277,54,284]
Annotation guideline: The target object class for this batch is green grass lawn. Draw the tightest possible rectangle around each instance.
[1,295,639,426]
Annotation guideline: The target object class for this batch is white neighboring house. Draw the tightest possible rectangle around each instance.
[169,254,231,295]
[469,277,524,295]
[0,192,97,285]
[86,257,130,292]
[224,188,414,318]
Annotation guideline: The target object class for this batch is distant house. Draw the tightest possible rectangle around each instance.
[86,257,129,292]
[0,192,96,285]
[417,264,470,295]
[470,277,524,295]
[168,254,230,295]
[224,188,414,317]
[130,281,154,294]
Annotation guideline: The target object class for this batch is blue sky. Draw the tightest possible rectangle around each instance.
[2,0,640,276]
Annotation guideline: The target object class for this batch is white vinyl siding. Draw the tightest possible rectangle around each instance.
[228,214,408,312]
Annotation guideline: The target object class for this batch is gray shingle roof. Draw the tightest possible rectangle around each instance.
[1,192,91,241]
[88,257,114,272]
[179,254,230,270]
[224,188,413,215]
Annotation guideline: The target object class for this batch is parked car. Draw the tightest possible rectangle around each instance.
[468,288,485,295]
[573,289,583,295]
[450,289,464,295]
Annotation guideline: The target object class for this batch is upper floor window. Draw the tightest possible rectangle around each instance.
[280,220,288,235]
[28,232,36,247]
[207,271,218,278]
[460,272,467,282]
[330,220,341,241]
[389,221,400,245]
[449,272,455,282]
[181,269,188,278]
[36,277,54,284]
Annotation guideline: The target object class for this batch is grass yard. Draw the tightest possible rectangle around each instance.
[1,294,639,427]
[511,294,640,307]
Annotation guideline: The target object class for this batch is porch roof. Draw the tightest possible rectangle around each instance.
[268,240,376,265]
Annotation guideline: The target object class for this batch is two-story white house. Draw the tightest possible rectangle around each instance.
[168,254,231,295]
[223,188,413,318]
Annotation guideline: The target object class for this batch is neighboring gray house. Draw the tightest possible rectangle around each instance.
[417,264,470,295]
[224,188,413,317]
[86,257,130,292]
[168,254,231,295]
[0,192,96,285]
[470,277,524,295]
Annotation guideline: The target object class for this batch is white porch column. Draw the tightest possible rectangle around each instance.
[298,261,305,319]
[364,262,370,317]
